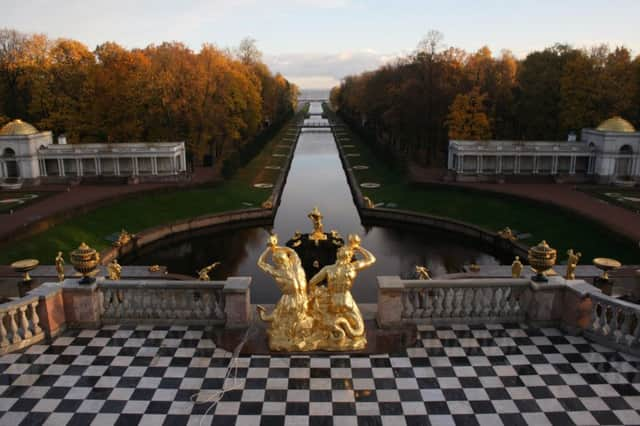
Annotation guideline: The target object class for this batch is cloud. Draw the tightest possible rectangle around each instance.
[265,50,403,89]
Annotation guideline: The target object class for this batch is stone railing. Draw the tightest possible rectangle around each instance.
[57,277,251,329]
[377,276,530,326]
[0,293,44,354]
[99,280,227,325]
[585,291,640,356]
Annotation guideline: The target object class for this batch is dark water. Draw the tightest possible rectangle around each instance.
[127,103,503,303]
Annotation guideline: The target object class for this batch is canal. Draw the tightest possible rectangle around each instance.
[127,102,503,303]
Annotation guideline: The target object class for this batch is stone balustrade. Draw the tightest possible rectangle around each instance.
[99,280,227,325]
[585,291,640,356]
[377,276,530,326]
[0,293,44,354]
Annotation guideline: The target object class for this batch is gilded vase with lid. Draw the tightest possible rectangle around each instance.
[528,240,557,282]
[70,242,100,284]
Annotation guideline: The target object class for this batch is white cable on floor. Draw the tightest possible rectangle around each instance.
[189,325,257,425]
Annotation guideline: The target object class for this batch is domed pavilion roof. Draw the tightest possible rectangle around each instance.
[596,116,636,133]
[0,119,39,136]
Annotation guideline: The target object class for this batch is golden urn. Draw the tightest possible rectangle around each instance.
[528,240,557,282]
[70,242,100,284]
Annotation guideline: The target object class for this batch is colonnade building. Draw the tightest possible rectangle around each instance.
[447,117,640,184]
[0,119,187,185]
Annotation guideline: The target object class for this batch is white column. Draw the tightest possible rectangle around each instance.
[181,153,186,172]
[133,158,139,176]
[447,150,454,169]
[115,158,120,176]
[152,157,158,175]
[58,158,65,177]
[477,155,483,174]
[569,156,576,175]
[532,156,538,175]
[0,160,5,177]
[497,155,502,174]
[515,155,520,174]
[95,158,100,175]
[458,155,464,173]
[77,159,83,177]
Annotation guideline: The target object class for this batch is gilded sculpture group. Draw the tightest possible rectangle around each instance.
[256,209,376,352]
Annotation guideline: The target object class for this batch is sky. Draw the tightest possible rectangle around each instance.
[3,0,640,89]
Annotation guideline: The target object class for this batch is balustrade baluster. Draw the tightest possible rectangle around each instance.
[632,313,640,347]
[452,289,463,317]
[501,288,512,317]
[422,289,433,318]
[120,289,130,319]
[590,301,601,332]
[18,306,31,339]
[0,312,8,348]
[618,309,632,346]
[30,302,41,335]
[600,304,611,336]
[8,310,20,344]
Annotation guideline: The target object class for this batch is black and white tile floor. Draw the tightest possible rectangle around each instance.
[1,323,640,426]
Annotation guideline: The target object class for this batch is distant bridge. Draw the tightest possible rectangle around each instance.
[297,122,337,129]
[298,99,328,103]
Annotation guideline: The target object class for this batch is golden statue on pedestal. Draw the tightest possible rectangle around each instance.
[308,206,327,244]
[257,230,376,352]
[107,258,122,280]
[415,265,431,280]
[55,251,65,282]
[565,249,582,280]
[511,256,523,278]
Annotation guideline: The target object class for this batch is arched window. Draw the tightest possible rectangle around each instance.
[615,145,633,179]
[620,145,633,155]
[2,147,18,177]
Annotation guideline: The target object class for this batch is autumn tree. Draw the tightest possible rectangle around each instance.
[446,87,491,140]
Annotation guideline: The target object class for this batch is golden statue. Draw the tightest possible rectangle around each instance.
[363,196,374,209]
[257,232,376,352]
[198,262,221,281]
[307,234,375,351]
[416,265,431,279]
[113,229,133,247]
[55,251,65,282]
[497,227,517,241]
[107,258,122,280]
[511,256,523,278]
[256,235,314,351]
[308,207,327,243]
[565,249,582,280]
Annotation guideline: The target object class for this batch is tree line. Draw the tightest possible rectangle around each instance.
[0,29,298,166]
[330,32,640,167]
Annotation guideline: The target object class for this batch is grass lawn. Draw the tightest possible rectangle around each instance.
[0,111,304,265]
[332,114,639,265]
[578,186,640,213]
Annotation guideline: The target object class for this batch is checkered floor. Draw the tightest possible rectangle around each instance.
[1,324,640,426]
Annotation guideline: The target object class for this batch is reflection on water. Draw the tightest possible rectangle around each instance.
[128,102,502,303]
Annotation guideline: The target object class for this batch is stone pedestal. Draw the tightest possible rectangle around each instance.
[561,281,600,335]
[522,276,567,326]
[223,277,251,328]
[376,276,404,328]
[61,279,102,328]
[31,283,66,338]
